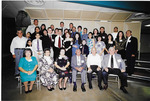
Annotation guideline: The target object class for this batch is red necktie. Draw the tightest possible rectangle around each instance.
[49,35,52,41]
[58,36,61,48]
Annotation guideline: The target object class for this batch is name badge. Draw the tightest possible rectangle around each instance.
[102,36,105,39]
[117,59,121,62]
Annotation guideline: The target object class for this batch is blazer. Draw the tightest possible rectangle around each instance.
[71,55,86,70]
[32,39,43,53]
[102,54,126,70]
[125,36,138,58]
[80,45,89,57]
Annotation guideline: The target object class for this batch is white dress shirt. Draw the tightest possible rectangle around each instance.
[76,55,81,66]
[26,24,36,34]
[108,55,119,69]
[87,54,102,68]
[10,36,27,55]
[111,32,118,41]
[32,39,43,52]
[54,35,63,48]
[125,36,131,48]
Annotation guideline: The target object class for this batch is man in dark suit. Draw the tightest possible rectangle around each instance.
[80,39,89,57]
[125,30,138,76]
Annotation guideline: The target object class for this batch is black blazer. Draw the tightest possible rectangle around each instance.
[125,36,138,58]
[80,45,89,57]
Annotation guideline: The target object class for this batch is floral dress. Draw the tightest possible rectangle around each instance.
[95,41,106,60]
[87,38,94,53]
[38,56,57,87]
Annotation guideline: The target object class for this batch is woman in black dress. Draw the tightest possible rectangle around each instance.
[54,48,70,90]
[41,29,51,51]
[105,34,115,54]
[40,24,46,36]
[63,32,73,83]
[93,28,99,42]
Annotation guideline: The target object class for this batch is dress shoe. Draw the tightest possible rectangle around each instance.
[48,88,53,91]
[59,87,63,90]
[28,89,32,93]
[73,85,77,92]
[120,86,128,94]
[25,91,28,94]
[51,87,54,90]
[81,85,86,92]
[98,86,103,90]
[103,84,108,90]
[89,85,93,89]
[63,87,66,90]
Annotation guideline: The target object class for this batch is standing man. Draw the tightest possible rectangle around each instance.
[111,27,118,41]
[26,19,39,34]
[60,21,66,35]
[54,29,64,60]
[102,47,128,93]
[71,49,87,92]
[10,29,27,76]
[125,30,138,76]
[69,23,73,34]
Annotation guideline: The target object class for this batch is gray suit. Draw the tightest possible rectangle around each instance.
[102,54,125,70]
[71,55,86,83]
[102,54,127,87]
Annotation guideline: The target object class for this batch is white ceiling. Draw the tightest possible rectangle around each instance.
[2,0,133,21]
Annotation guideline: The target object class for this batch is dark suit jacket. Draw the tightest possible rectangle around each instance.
[125,36,138,58]
[80,45,89,57]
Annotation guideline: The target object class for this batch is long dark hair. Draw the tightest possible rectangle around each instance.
[23,48,33,57]
[93,28,99,36]
[26,39,32,47]
[40,24,46,30]
[116,31,125,42]
[107,34,113,42]
[73,32,82,45]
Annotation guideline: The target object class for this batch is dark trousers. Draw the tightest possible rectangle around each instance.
[126,57,135,75]
[54,47,60,61]
[103,68,128,87]
[87,65,102,87]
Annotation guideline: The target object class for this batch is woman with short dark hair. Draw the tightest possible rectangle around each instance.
[18,48,38,94]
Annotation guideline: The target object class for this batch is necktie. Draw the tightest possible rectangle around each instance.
[49,35,52,41]
[37,39,39,51]
[111,55,113,68]
[58,36,61,48]
[82,45,84,55]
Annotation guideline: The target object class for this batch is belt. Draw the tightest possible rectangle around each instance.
[15,48,25,50]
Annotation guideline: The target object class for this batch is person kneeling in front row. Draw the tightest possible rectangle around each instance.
[102,47,128,93]
[71,49,87,92]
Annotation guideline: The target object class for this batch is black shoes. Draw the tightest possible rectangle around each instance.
[89,85,93,89]
[120,86,128,94]
[103,84,108,90]
[25,91,28,94]
[28,89,32,93]
[63,87,66,90]
[59,87,63,90]
[73,85,77,92]
[98,86,103,90]
[81,85,86,92]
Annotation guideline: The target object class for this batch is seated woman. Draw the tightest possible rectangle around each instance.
[18,48,38,94]
[38,48,57,91]
[54,48,70,90]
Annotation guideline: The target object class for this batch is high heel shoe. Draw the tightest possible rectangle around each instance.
[59,87,63,90]
[25,91,28,94]
[28,89,32,93]
[63,87,66,90]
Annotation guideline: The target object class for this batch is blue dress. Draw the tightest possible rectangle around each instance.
[19,56,38,82]
[72,40,80,56]
[87,39,94,53]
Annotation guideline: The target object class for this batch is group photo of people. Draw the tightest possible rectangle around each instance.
[10,19,138,94]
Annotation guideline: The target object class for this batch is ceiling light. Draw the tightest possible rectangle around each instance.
[145,24,150,27]
[25,0,45,6]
